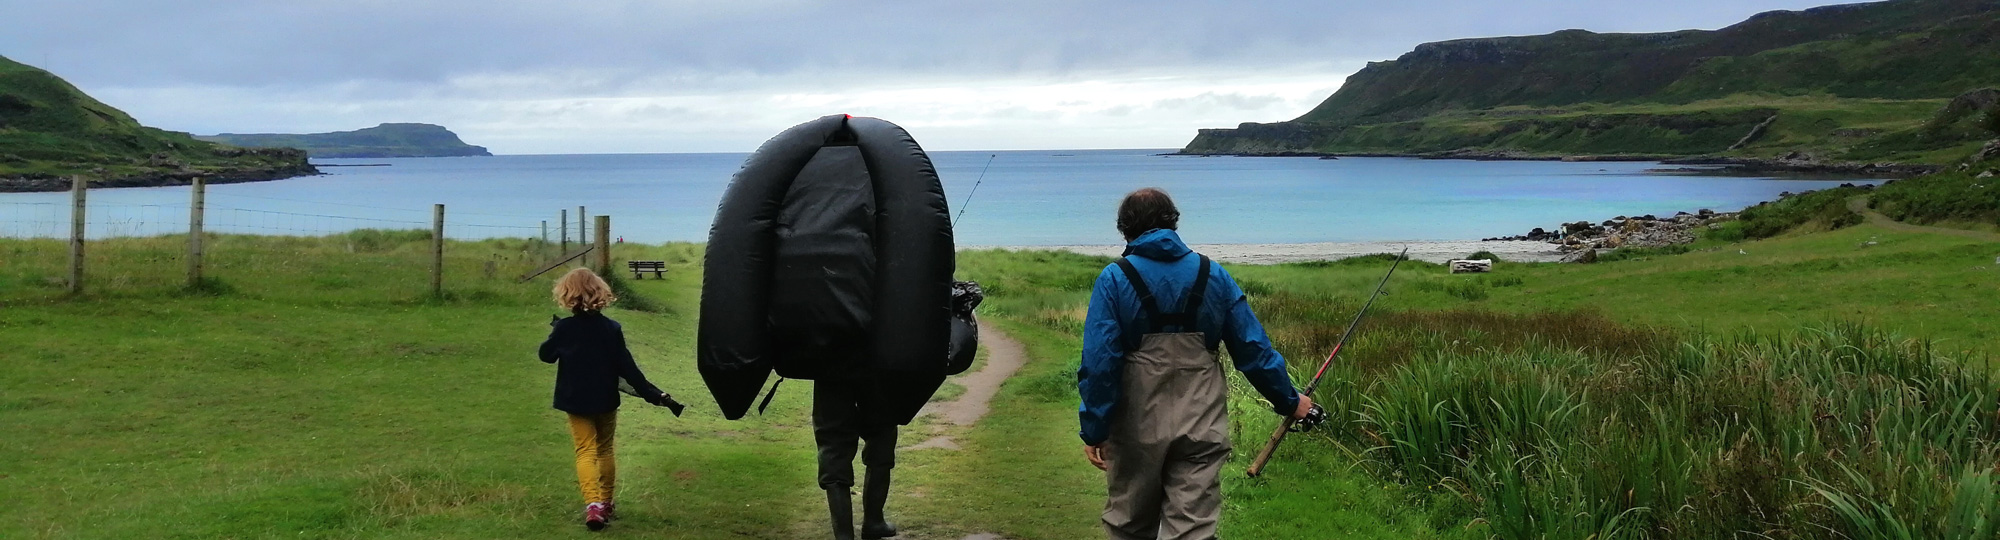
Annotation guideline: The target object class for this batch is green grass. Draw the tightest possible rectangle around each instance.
[0,233,1130,539]
[6,195,2000,538]
[948,208,2000,539]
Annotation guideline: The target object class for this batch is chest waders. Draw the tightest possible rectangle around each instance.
[1101,255,1229,540]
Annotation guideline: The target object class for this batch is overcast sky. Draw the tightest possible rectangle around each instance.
[1,0,1846,154]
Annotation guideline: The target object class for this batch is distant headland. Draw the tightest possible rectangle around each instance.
[198,123,493,159]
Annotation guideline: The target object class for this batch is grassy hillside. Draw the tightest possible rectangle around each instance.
[0,55,315,191]
[198,123,493,159]
[1186,0,2000,164]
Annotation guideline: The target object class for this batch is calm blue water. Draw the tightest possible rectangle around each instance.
[0,150,1877,244]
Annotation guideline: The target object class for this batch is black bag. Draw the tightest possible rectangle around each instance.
[944,281,983,376]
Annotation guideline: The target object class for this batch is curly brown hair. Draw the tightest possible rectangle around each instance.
[1116,187,1180,241]
[552,267,617,312]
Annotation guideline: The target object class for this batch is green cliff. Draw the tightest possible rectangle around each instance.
[0,55,316,192]
[1184,0,2000,166]
[198,123,492,159]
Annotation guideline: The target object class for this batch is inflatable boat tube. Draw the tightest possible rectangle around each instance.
[698,115,958,422]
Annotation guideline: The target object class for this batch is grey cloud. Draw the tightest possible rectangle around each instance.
[1150,92,1289,113]
[6,0,1842,90]
[1,0,1851,152]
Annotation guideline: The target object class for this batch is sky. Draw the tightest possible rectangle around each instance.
[1,0,1848,154]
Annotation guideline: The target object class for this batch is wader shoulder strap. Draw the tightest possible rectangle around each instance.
[1114,255,1212,334]
[1113,257,1161,323]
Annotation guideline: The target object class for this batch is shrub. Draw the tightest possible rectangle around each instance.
[1596,244,1695,262]
[1702,220,1748,242]
[1735,187,1866,239]
[1871,171,2000,226]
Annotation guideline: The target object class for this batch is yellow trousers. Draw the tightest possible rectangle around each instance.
[567,412,618,503]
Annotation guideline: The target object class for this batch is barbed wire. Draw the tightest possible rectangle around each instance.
[206,192,553,220]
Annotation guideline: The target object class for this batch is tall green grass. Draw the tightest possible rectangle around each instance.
[1252,288,2000,539]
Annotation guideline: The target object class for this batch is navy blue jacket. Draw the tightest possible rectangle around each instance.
[539,311,666,415]
[1077,229,1301,445]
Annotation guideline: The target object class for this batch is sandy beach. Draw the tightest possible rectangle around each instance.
[972,239,1564,264]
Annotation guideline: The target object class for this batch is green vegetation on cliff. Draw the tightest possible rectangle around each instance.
[0,55,315,192]
[199,123,493,159]
[1186,0,2000,164]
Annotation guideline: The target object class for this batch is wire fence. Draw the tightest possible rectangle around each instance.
[0,201,549,240]
[0,180,620,298]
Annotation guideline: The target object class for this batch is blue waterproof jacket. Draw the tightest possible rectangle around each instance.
[1077,229,1300,445]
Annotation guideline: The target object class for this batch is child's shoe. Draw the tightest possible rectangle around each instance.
[584,502,608,531]
[603,502,618,522]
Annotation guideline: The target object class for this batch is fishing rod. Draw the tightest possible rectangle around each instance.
[951,154,997,227]
[1246,246,1408,478]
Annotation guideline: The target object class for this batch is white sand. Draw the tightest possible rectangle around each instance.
[969,240,1564,264]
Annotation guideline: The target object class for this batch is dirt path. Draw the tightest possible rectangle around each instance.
[1849,196,2000,242]
[905,320,1029,451]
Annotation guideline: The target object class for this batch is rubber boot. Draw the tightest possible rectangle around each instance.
[861,467,898,539]
[826,488,857,540]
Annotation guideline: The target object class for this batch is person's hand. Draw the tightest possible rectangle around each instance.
[1291,395,1316,420]
[1083,444,1108,471]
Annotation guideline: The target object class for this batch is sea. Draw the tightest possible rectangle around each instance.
[0,149,1879,245]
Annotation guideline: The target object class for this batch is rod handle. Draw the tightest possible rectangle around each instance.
[1245,416,1297,477]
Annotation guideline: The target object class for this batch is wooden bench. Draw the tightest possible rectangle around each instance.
[627,260,667,279]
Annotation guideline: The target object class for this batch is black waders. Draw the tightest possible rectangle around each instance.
[815,376,900,539]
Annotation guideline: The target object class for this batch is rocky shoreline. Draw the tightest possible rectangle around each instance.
[1654,153,1941,178]
[1483,209,1739,262]
[0,166,321,193]
[0,147,320,193]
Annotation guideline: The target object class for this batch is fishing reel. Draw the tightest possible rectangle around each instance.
[1287,403,1328,433]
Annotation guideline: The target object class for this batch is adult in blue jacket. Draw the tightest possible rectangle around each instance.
[1078,188,1313,540]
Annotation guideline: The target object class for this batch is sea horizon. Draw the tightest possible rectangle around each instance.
[2,150,1881,245]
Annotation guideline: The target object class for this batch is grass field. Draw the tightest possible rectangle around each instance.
[3,202,1998,538]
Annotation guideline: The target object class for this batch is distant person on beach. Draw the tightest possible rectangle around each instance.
[539,267,684,531]
[1078,188,1314,540]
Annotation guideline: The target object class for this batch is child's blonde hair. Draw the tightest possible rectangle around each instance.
[552,268,617,311]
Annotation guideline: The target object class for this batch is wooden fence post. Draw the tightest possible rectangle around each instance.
[187,177,206,287]
[594,215,610,273]
[577,205,586,245]
[560,209,569,253]
[68,175,85,294]
[432,204,445,297]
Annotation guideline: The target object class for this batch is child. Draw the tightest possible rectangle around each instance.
[539,267,683,531]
